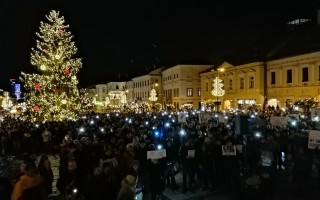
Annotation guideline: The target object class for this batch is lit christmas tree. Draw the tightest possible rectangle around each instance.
[20,10,91,122]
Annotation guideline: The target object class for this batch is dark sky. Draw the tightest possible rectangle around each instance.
[1,0,319,91]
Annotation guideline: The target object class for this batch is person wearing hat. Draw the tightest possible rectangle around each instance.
[116,175,136,200]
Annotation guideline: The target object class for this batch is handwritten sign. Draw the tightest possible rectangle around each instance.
[308,130,320,149]
[187,150,195,158]
[147,149,166,160]
[270,116,289,126]
[222,145,236,156]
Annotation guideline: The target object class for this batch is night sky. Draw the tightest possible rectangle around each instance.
[1,0,319,91]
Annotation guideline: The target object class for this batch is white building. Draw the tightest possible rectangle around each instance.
[132,68,163,104]
[161,64,212,109]
[126,80,134,103]
[95,84,107,103]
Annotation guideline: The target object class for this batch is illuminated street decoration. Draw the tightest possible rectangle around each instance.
[211,77,225,97]
[149,89,158,102]
[1,92,13,110]
[20,10,92,122]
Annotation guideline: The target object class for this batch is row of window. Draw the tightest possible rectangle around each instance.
[270,67,309,84]
[134,79,159,88]
[133,88,201,99]
[163,74,179,81]
[205,77,255,91]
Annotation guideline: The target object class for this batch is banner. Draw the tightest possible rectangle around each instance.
[147,149,166,160]
[308,130,320,149]
[222,145,236,156]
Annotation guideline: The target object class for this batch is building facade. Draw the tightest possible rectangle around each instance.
[95,84,107,103]
[267,51,320,107]
[200,61,265,110]
[125,80,134,104]
[162,65,212,109]
[132,68,163,105]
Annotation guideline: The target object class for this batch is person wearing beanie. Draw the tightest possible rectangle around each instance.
[116,175,136,200]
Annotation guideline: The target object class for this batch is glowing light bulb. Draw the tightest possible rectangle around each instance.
[40,65,46,70]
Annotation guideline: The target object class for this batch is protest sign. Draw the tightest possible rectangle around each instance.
[222,145,236,156]
[308,130,320,149]
[288,114,299,122]
[199,112,212,124]
[187,150,195,158]
[236,145,243,153]
[270,116,288,126]
[310,108,320,120]
[147,149,166,159]
[178,112,187,123]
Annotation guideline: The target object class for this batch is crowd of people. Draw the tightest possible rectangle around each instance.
[0,108,320,200]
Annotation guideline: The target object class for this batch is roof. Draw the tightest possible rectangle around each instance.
[248,21,320,61]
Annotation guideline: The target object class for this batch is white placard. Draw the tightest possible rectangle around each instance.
[222,145,236,156]
[308,130,320,149]
[311,108,320,120]
[178,113,187,122]
[200,113,212,124]
[270,116,289,126]
[236,145,243,153]
[288,114,299,122]
[147,149,166,160]
[187,150,195,158]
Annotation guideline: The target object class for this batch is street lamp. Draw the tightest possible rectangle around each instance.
[211,68,225,111]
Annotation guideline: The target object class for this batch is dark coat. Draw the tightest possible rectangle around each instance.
[116,179,135,200]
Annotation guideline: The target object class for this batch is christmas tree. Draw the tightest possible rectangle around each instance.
[20,10,91,122]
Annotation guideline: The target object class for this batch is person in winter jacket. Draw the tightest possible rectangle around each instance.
[116,175,136,200]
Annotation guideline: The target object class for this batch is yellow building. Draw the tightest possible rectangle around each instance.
[162,64,212,109]
[267,51,320,107]
[200,61,265,110]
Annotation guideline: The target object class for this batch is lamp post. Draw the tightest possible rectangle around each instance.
[211,68,225,112]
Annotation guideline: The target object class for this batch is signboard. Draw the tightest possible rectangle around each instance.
[222,145,236,156]
[308,130,320,149]
[178,112,187,123]
[310,108,320,120]
[187,150,195,158]
[147,149,166,160]
[270,116,289,126]
[199,112,212,124]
